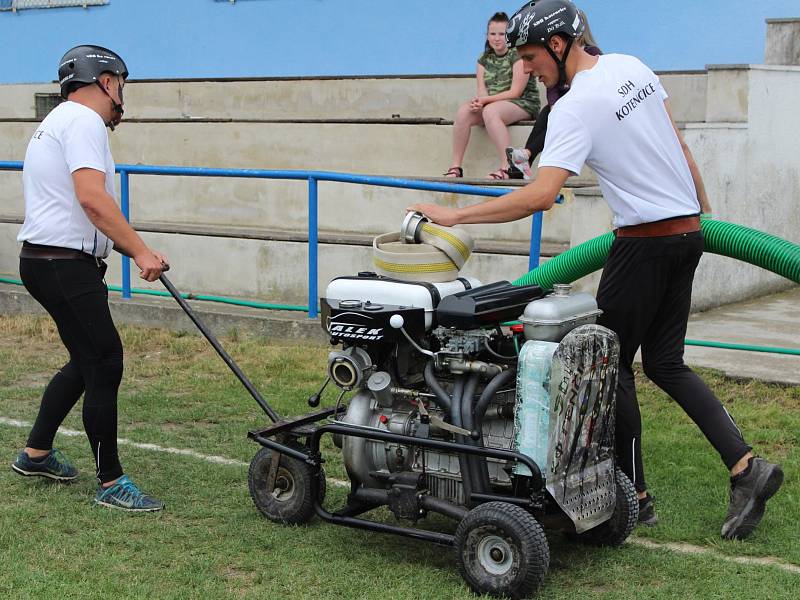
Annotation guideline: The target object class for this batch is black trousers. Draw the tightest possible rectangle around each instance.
[19,256,124,483]
[524,104,551,164]
[596,231,751,493]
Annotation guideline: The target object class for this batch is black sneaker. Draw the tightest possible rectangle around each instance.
[638,493,658,526]
[721,457,783,540]
[11,448,78,481]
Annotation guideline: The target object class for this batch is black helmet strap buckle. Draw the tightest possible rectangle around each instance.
[545,36,575,90]
[95,78,124,130]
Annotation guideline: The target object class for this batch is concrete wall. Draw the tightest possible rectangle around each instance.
[0,118,577,245]
[0,72,706,122]
[2,24,799,310]
[765,18,800,65]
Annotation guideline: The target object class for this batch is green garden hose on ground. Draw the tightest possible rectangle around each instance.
[512,217,800,289]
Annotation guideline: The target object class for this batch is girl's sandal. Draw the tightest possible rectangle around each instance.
[443,166,463,178]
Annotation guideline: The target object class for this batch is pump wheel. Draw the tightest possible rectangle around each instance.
[454,501,549,599]
[248,443,326,525]
[572,467,638,546]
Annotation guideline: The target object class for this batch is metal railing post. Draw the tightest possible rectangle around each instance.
[119,169,131,299]
[528,210,543,272]
[308,177,319,319]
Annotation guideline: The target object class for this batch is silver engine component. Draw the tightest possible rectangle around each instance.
[328,346,373,390]
[520,283,602,342]
[323,275,619,532]
[340,385,516,505]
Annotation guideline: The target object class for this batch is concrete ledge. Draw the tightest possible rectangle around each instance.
[5,281,798,386]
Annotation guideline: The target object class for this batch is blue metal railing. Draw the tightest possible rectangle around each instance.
[1,160,546,319]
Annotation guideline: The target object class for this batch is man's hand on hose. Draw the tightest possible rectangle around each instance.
[407,204,460,227]
[134,249,170,282]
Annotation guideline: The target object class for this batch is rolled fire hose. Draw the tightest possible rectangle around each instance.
[372,212,474,282]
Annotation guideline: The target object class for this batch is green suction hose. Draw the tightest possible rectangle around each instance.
[513,217,800,289]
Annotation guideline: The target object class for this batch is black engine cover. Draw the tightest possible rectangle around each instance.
[321,298,425,346]
[435,281,545,329]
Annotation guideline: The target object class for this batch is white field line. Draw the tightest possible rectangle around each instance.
[0,415,348,485]
[629,538,800,575]
[2,416,798,575]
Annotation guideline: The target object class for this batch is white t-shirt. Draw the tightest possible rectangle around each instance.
[539,54,700,228]
[17,101,115,257]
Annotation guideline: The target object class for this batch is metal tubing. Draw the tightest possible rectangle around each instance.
[462,373,491,493]
[461,373,479,435]
[529,210,543,272]
[0,161,546,321]
[351,487,390,506]
[310,422,544,492]
[159,274,281,422]
[303,424,545,547]
[314,506,455,546]
[474,369,516,434]
[119,169,131,300]
[308,177,319,319]
[112,164,515,199]
[351,481,470,521]
[470,492,534,508]
[423,361,451,411]
[450,376,476,501]
[250,434,317,465]
[419,495,469,520]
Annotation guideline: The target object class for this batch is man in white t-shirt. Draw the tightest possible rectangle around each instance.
[12,45,168,512]
[410,0,782,540]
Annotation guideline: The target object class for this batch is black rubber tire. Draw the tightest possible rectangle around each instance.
[454,501,550,599]
[247,443,326,525]
[573,467,638,547]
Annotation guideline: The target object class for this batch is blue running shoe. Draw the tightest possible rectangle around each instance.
[11,448,78,481]
[94,475,165,512]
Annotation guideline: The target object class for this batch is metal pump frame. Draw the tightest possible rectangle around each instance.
[160,274,549,544]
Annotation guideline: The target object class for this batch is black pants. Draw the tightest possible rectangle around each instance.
[524,104,551,164]
[19,256,124,483]
[596,231,751,493]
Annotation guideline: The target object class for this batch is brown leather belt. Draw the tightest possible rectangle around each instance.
[20,243,101,263]
[616,215,701,238]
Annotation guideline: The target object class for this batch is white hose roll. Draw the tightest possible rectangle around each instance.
[373,232,461,282]
[417,222,474,270]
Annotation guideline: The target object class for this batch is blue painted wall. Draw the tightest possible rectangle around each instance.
[1,0,797,83]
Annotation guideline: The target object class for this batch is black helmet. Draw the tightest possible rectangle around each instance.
[58,45,128,99]
[506,0,584,49]
[506,1,585,89]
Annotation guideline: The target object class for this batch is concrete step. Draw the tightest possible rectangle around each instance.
[0,119,593,247]
[0,223,550,306]
[0,71,709,122]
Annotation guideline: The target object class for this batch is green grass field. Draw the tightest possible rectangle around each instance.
[1,315,798,599]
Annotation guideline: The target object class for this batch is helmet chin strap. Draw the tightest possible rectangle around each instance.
[96,80,124,130]
[544,37,575,90]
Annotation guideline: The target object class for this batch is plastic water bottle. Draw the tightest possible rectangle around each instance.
[514,340,558,477]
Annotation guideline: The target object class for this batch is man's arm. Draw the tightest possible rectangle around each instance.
[73,168,168,281]
[409,166,569,227]
[664,100,711,214]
